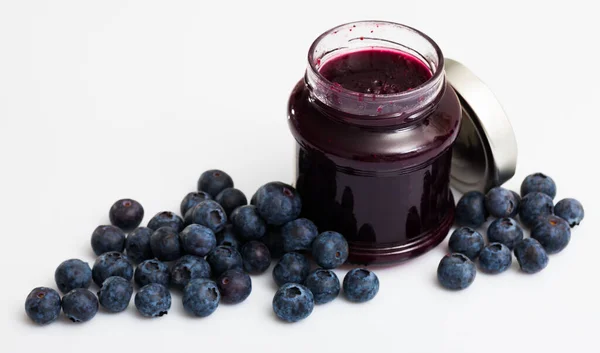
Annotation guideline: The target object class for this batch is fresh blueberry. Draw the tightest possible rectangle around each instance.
[125,227,154,263]
[281,218,318,252]
[312,231,349,269]
[184,208,195,226]
[554,198,585,228]
[135,259,170,287]
[182,278,220,317]
[217,269,252,304]
[273,252,310,286]
[521,173,557,199]
[509,191,521,218]
[241,240,271,274]
[150,226,182,261]
[180,224,216,257]
[170,255,212,288]
[304,268,340,304]
[272,283,314,323]
[215,188,248,217]
[147,211,184,232]
[485,187,518,218]
[261,226,285,258]
[54,259,92,294]
[91,225,126,256]
[109,198,144,230]
[531,215,571,254]
[437,253,476,290]
[206,246,243,277]
[97,276,133,313]
[343,268,379,302]
[92,251,134,286]
[514,238,549,274]
[198,169,234,197]
[255,182,302,226]
[62,288,99,323]
[25,287,61,325]
[180,191,212,217]
[448,227,485,260]
[230,205,266,240]
[455,191,488,228]
[519,192,554,228]
[135,283,171,318]
[478,243,512,274]
[216,224,242,251]
[191,200,227,233]
[487,218,524,250]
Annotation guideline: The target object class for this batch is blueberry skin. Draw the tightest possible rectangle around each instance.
[509,191,521,218]
[170,255,212,288]
[135,283,171,318]
[231,205,267,240]
[478,243,512,274]
[180,224,216,257]
[125,227,154,264]
[191,200,228,233]
[216,224,242,251]
[215,188,248,217]
[519,192,554,228]
[281,218,318,253]
[304,269,340,304]
[343,268,379,302]
[91,225,126,256]
[455,191,488,228]
[54,259,92,294]
[514,238,549,274]
[261,226,285,258]
[250,191,257,206]
[437,253,476,290]
[521,173,557,199]
[531,215,571,254]
[448,227,485,260]
[109,198,144,230]
[147,211,184,232]
[197,169,234,197]
[312,231,349,269]
[180,191,212,217]
[554,198,584,228]
[150,226,182,261]
[62,288,99,323]
[241,240,271,274]
[255,182,302,226]
[217,269,252,304]
[487,218,524,250]
[98,276,133,313]
[272,283,314,323]
[135,259,170,287]
[206,246,243,277]
[92,252,134,286]
[273,252,310,286]
[485,187,518,218]
[25,287,61,325]
[182,278,220,317]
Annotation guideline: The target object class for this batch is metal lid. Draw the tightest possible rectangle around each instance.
[445,59,518,193]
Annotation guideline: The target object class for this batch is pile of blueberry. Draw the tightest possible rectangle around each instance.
[437,173,585,290]
[24,170,379,325]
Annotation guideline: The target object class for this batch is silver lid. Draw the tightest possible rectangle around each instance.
[445,59,518,193]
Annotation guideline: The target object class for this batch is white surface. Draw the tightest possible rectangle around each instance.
[1,1,599,352]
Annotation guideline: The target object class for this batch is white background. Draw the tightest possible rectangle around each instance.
[1,1,598,352]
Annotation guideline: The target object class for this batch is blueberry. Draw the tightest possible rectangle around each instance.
[191,200,227,233]
[261,226,285,258]
[514,238,549,274]
[54,259,92,294]
[487,218,524,250]
[448,227,485,260]
[170,255,212,288]
[554,198,584,228]
[125,227,154,263]
[250,191,257,206]
[135,259,170,287]
[273,252,310,286]
[135,283,171,318]
[478,243,512,274]
[180,224,216,257]
[97,276,133,313]
[198,169,234,197]
[25,287,61,325]
[304,269,340,304]
[230,205,266,240]
[531,215,571,254]
[147,211,184,232]
[509,191,521,218]
[455,191,488,228]
[521,173,557,199]
[109,198,144,230]
[91,225,126,256]
[92,251,134,286]
[150,226,182,261]
[183,208,195,226]
[182,278,220,317]
[519,192,554,228]
[485,187,518,218]
[216,224,243,250]
[281,218,318,252]
[312,231,349,269]
[180,191,212,217]
[241,240,271,274]
[272,283,314,322]
[215,188,248,217]
[255,182,302,226]
[437,253,476,290]
[217,269,252,304]
[206,246,243,277]
[62,288,99,323]
[343,268,379,302]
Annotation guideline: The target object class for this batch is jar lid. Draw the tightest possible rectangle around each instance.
[445,59,518,193]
